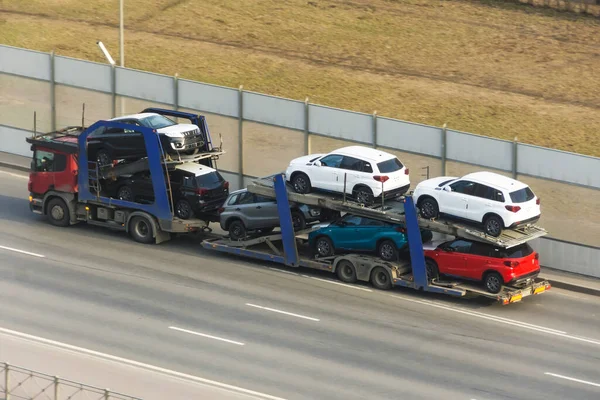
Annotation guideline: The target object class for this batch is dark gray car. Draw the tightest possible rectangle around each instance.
[219,189,335,240]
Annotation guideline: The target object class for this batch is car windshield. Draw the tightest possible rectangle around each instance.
[139,115,177,129]
[196,171,224,188]
[494,243,535,258]
[377,158,404,173]
[509,187,535,203]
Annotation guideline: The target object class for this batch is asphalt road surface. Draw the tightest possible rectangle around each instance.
[1,167,599,400]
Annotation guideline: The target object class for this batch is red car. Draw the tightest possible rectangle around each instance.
[423,239,540,294]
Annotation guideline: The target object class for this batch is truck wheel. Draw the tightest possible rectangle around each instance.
[229,220,247,241]
[371,267,393,290]
[336,260,357,283]
[378,239,398,262]
[484,272,504,294]
[129,216,154,244]
[46,197,70,227]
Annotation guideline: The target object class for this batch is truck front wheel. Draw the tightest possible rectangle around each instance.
[129,216,154,244]
[46,197,70,227]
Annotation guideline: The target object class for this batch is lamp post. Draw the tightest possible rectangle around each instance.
[119,0,124,67]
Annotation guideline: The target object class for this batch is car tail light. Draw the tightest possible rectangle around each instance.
[535,252,539,260]
[505,205,521,212]
[404,168,409,175]
[536,197,541,205]
[503,260,520,267]
[395,226,406,233]
[196,188,208,196]
[373,175,389,183]
[223,181,229,189]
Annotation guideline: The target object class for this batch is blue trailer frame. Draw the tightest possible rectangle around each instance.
[202,174,551,303]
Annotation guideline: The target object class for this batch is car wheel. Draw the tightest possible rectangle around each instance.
[419,197,439,219]
[291,173,311,194]
[129,216,154,244]
[228,220,247,241]
[484,271,504,294]
[291,210,306,231]
[370,267,393,290]
[175,199,193,220]
[46,197,70,227]
[336,260,357,283]
[484,215,503,237]
[425,259,439,281]
[96,149,112,167]
[353,186,374,205]
[314,236,334,257]
[378,239,399,262]
[117,185,135,202]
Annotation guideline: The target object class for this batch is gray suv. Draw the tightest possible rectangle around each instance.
[219,189,335,240]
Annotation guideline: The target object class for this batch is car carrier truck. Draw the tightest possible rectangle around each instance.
[26,108,224,244]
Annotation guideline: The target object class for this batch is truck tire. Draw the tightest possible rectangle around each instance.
[46,197,70,227]
[336,260,357,283]
[370,266,393,290]
[129,216,154,244]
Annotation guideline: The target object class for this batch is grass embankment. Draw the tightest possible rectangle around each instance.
[1,0,599,156]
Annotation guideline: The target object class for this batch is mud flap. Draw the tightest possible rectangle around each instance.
[155,228,171,244]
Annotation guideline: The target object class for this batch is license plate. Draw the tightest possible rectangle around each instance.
[510,293,523,303]
[534,286,546,295]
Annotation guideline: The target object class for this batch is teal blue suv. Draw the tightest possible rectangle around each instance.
[308,214,433,262]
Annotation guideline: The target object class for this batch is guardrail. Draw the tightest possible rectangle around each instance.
[0,362,141,400]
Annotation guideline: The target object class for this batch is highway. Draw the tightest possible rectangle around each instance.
[1,166,600,400]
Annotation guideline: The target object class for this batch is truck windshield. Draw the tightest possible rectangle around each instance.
[377,158,404,173]
[509,187,535,203]
[140,115,177,129]
[196,171,224,188]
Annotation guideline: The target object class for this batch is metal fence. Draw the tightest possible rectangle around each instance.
[0,363,141,400]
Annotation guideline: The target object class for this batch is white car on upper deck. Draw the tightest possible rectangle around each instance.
[413,171,541,237]
[285,146,410,204]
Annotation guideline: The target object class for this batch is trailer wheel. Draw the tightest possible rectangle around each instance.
[371,267,392,290]
[129,216,154,244]
[46,197,70,227]
[484,272,504,294]
[229,220,247,241]
[336,260,357,283]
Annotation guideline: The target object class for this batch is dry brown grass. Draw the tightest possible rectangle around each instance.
[1,0,600,156]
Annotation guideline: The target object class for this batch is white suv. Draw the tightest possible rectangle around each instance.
[285,146,410,204]
[413,171,541,237]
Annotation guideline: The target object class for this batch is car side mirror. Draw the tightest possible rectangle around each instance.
[337,220,347,227]
[443,186,452,192]
[313,160,322,167]
[441,246,454,252]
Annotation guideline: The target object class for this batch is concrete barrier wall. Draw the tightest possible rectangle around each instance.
[0,44,598,277]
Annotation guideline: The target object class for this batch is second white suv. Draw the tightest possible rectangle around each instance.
[413,171,541,237]
[285,146,410,204]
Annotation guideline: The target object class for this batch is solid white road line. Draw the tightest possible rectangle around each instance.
[390,295,600,346]
[0,245,45,258]
[246,303,320,322]
[545,372,600,388]
[305,276,373,292]
[268,267,300,276]
[168,326,245,346]
[0,170,28,180]
[0,327,285,400]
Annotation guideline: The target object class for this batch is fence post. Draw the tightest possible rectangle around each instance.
[173,73,179,111]
[104,388,110,400]
[111,65,117,118]
[372,110,378,149]
[5,362,9,400]
[304,97,310,155]
[54,376,59,400]
[512,136,518,179]
[441,123,447,176]
[238,85,244,189]
[50,51,56,131]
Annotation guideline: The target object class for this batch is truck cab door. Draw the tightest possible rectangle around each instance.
[30,148,73,195]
